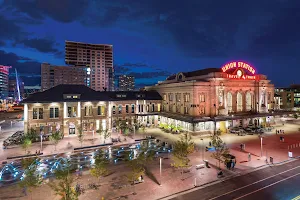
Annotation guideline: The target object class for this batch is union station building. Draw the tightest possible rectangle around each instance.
[145,61,277,133]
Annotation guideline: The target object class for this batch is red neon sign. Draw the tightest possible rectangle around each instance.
[0,65,11,75]
[226,74,257,80]
[221,61,255,75]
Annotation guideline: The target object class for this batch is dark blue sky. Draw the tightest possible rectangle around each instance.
[0,0,299,88]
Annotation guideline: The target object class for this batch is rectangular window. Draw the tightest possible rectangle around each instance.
[33,108,43,119]
[38,108,43,119]
[168,93,173,101]
[184,93,190,102]
[118,105,122,114]
[176,93,181,102]
[152,104,155,112]
[85,106,93,116]
[33,108,38,119]
[126,105,129,113]
[112,106,116,114]
[50,107,59,118]
[200,94,205,102]
[157,104,161,112]
[131,104,135,113]
[163,94,167,101]
[67,106,77,117]
[97,106,105,115]
[146,105,149,112]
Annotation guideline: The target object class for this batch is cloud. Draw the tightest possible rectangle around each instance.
[2,0,90,23]
[0,50,40,74]
[0,14,24,41]
[16,38,60,53]
[0,50,41,85]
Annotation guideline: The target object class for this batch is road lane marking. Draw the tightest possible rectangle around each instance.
[209,165,300,200]
[233,172,300,200]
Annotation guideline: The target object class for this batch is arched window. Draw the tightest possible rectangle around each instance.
[227,92,232,112]
[246,92,252,111]
[237,92,243,112]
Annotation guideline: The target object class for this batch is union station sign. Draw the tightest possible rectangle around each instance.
[221,61,257,80]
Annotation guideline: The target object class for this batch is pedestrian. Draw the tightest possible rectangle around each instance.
[35,150,38,155]
[209,141,212,146]
[22,187,27,196]
[248,153,251,161]
[38,150,40,154]
[232,160,235,169]
[240,143,243,151]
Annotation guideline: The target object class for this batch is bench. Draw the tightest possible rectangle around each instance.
[195,164,205,169]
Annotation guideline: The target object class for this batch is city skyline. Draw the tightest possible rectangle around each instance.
[0,1,300,88]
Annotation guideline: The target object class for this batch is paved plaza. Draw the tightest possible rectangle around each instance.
[0,118,300,200]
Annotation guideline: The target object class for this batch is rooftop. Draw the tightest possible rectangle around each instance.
[22,85,162,103]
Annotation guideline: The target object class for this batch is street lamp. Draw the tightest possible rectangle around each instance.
[159,157,162,185]
[200,138,204,160]
[260,136,263,157]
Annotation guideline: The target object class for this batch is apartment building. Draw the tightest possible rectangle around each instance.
[41,63,87,91]
[118,75,135,91]
[65,41,114,91]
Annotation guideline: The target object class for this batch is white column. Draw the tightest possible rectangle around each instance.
[64,102,67,118]
[77,102,81,118]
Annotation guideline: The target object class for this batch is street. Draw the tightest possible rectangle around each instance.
[167,159,300,200]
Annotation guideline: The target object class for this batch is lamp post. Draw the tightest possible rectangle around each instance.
[159,157,162,185]
[40,132,43,152]
[260,136,263,157]
[200,138,204,160]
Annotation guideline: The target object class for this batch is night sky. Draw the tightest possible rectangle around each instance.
[0,0,299,88]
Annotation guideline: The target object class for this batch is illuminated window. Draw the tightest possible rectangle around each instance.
[50,107,59,118]
[168,93,173,101]
[163,94,167,101]
[97,106,105,116]
[176,93,181,102]
[33,108,43,119]
[199,94,205,102]
[184,106,188,114]
[84,106,93,116]
[184,93,190,102]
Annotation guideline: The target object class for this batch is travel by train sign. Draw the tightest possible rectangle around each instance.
[221,61,257,80]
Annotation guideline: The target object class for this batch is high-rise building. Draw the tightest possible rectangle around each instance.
[65,41,114,91]
[41,63,87,91]
[118,75,135,91]
[0,65,11,99]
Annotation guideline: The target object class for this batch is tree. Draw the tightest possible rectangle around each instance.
[50,130,62,151]
[210,131,229,169]
[19,161,42,200]
[77,127,84,147]
[126,159,145,195]
[49,160,78,200]
[26,128,38,142]
[102,129,111,144]
[96,126,111,144]
[22,137,32,154]
[171,132,194,175]
[90,150,109,182]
